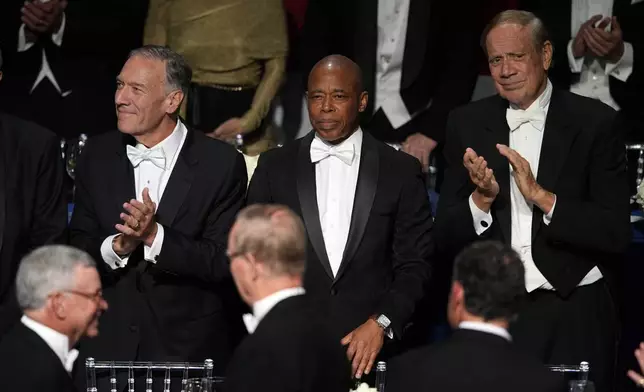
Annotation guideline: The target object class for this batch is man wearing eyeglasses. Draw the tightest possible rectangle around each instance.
[0,245,108,392]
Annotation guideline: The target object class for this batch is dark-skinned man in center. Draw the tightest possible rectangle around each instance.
[247,55,434,381]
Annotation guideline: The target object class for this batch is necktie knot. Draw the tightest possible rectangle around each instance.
[126,145,167,169]
[310,138,355,165]
[506,109,546,132]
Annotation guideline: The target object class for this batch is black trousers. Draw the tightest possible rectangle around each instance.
[510,281,618,392]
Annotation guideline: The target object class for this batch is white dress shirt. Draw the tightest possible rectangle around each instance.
[18,13,70,96]
[21,315,79,373]
[242,287,306,333]
[311,129,363,276]
[469,80,602,291]
[458,321,512,342]
[100,120,188,269]
[567,0,634,110]
[375,0,412,130]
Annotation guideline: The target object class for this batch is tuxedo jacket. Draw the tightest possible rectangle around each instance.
[69,127,247,371]
[0,113,67,337]
[387,329,563,392]
[225,295,351,392]
[246,131,433,341]
[0,322,77,392]
[520,0,644,141]
[0,0,149,138]
[435,89,631,298]
[301,0,484,144]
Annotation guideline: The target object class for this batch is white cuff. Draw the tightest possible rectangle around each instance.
[469,194,493,235]
[51,13,66,47]
[567,39,585,73]
[606,42,634,82]
[143,224,164,263]
[17,24,35,52]
[100,235,131,270]
[543,195,557,226]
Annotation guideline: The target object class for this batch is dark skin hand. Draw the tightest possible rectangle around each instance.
[21,0,67,41]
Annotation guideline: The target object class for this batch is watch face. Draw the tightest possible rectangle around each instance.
[378,314,391,328]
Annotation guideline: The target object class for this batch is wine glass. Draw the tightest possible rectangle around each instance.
[65,134,88,180]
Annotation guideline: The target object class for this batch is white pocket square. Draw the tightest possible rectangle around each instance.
[633,0,644,5]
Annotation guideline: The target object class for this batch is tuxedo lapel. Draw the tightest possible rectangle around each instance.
[297,132,333,279]
[114,134,137,214]
[334,133,379,283]
[401,0,432,89]
[155,130,196,227]
[532,90,578,239]
[484,96,512,244]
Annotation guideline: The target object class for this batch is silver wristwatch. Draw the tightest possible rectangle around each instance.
[374,314,391,330]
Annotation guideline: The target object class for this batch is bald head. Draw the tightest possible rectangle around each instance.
[306,55,368,144]
[308,55,363,93]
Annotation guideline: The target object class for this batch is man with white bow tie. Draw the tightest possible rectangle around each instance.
[69,45,248,390]
[0,245,108,392]
[248,55,434,381]
[435,11,630,392]
[225,204,350,392]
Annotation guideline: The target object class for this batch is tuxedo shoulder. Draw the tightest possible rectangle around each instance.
[557,89,617,120]
[191,130,243,160]
[256,139,301,165]
[450,95,501,118]
[0,112,58,147]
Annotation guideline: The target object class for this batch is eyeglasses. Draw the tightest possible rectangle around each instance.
[64,289,104,304]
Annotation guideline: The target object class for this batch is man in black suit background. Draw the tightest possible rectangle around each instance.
[435,10,631,392]
[0,245,108,392]
[388,241,562,392]
[247,55,433,380]
[0,0,149,139]
[301,0,483,174]
[0,52,68,338]
[519,0,643,143]
[69,46,248,387]
[225,204,350,392]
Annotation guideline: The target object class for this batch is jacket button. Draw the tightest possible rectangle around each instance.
[330,288,337,296]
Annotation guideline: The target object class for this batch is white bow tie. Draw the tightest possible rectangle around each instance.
[506,109,546,132]
[126,145,167,169]
[242,313,258,334]
[65,349,79,373]
[310,138,355,165]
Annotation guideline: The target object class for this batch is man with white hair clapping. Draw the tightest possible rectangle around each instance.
[0,245,108,392]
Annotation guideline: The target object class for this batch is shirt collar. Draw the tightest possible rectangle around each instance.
[135,119,186,166]
[252,287,306,327]
[508,78,553,114]
[458,321,512,342]
[313,127,363,156]
[21,315,78,372]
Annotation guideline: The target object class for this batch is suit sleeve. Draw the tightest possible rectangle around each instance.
[433,112,486,256]
[543,112,631,254]
[30,132,67,248]
[375,157,433,338]
[68,140,118,277]
[153,152,247,282]
[246,153,274,204]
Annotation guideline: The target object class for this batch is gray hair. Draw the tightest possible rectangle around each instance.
[16,245,96,311]
[128,45,192,94]
[230,204,306,277]
[481,10,551,57]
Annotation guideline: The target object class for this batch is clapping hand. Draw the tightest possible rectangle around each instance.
[113,188,158,254]
[628,342,644,388]
[463,148,499,212]
[21,0,67,35]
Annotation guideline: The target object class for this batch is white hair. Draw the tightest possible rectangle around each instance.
[16,245,96,311]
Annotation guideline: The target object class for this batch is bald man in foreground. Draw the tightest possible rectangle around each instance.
[247,55,434,380]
